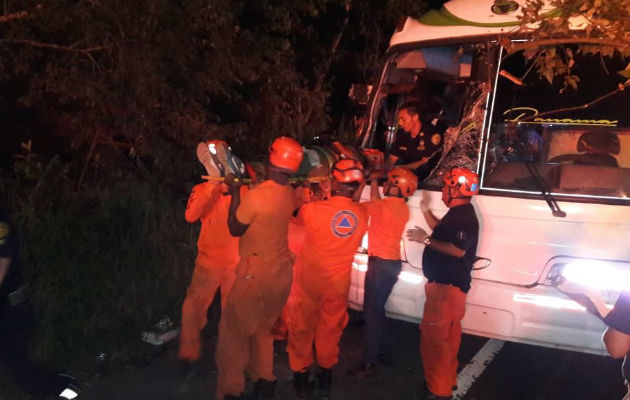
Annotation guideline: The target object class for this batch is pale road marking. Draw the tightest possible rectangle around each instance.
[453,338,505,399]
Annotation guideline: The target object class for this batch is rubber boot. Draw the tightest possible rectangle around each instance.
[252,378,277,400]
[316,367,332,400]
[293,370,310,398]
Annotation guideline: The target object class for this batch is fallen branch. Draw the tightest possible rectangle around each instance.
[0,38,105,54]
[505,37,629,54]
[0,10,28,23]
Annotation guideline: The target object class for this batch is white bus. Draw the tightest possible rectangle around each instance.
[349,0,630,354]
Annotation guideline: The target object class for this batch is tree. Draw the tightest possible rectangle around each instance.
[509,0,630,87]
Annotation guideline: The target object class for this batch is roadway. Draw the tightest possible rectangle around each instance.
[81,310,627,400]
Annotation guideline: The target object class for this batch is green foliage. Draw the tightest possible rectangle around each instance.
[1,0,427,167]
[25,183,193,368]
[513,0,630,87]
[1,143,197,374]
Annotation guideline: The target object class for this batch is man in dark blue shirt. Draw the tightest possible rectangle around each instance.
[603,291,630,400]
[387,102,444,180]
[0,208,80,399]
[407,168,480,400]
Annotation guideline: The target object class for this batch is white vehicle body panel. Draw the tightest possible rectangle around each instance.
[390,0,587,46]
[350,188,630,354]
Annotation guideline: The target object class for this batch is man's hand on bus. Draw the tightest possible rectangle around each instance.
[406,226,429,243]
[419,192,439,229]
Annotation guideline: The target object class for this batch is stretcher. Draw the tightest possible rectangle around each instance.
[199,139,385,184]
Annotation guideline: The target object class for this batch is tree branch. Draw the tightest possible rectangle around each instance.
[0,10,28,23]
[506,37,629,54]
[76,131,100,191]
[0,38,105,54]
[520,81,630,121]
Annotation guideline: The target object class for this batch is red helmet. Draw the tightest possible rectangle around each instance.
[387,167,418,198]
[443,167,479,196]
[268,136,304,172]
[332,158,365,184]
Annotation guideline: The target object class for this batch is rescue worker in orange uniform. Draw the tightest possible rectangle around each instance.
[407,167,480,400]
[287,158,368,400]
[273,183,327,341]
[215,136,304,400]
[349,167,417,378]
[179,140,246,364]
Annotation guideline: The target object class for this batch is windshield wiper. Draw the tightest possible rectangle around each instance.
[524,162,566,218]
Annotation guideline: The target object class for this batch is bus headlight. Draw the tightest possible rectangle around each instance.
[544,260,629,313]
[549,260,630,292]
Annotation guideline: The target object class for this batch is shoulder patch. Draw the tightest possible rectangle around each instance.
[330,210,358,238]
[0,222,10,245]
[456,230,467,241]
[431,133,441,146]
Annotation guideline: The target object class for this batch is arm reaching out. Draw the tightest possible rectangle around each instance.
[225,174,249,237]
[406,226,466,258]
[419,192,439,230]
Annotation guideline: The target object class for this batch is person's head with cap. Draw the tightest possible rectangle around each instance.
[268,136,304,172]
[577,131,620,155]
[442,167,479,207]
[331,158,365,198]
[267,136,304,185]
[385,167,418,199]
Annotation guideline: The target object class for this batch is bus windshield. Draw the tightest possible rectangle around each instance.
[481,45,630,201]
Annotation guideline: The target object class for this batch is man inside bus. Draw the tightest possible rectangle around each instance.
[386,102,444,180]
[548,130,620,167]
[495,123,542,163]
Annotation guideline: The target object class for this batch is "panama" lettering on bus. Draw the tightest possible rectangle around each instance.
[503,107,618,126]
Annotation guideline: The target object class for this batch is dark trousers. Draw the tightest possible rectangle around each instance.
[0,302,58,396]
[361,256,401,363]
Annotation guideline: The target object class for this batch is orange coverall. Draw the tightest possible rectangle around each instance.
[179,182,242,362]
[215,180,295,400]
[421,282,466,397]
[272,185,313,340]
[287,196,368,372]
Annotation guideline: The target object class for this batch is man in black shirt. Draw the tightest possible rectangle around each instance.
[0,208,80,399]
[603,291,630,400]
[387,102,444,180]
[407,168,480,400]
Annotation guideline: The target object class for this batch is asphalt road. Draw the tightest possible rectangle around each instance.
[77,309,628,400]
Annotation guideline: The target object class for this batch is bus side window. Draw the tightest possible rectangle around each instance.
[547,131,620,167]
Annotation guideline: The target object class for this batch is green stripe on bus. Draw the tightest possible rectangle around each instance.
[418,6,563,28]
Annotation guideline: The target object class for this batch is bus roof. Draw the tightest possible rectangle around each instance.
[390,0,588,47]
